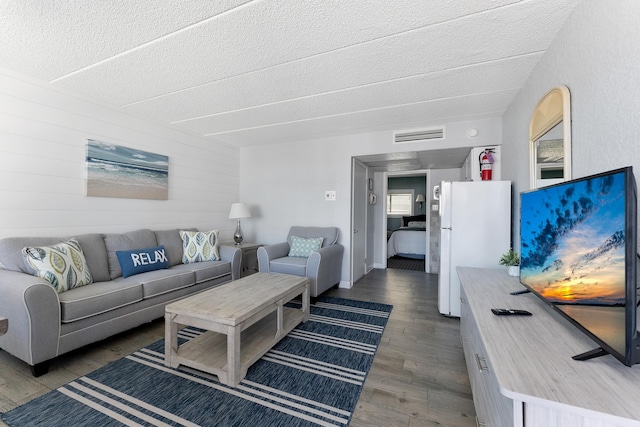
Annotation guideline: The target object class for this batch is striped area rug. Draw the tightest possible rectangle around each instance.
[2,297,392,427]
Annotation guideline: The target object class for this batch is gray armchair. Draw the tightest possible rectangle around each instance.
[257,226,344,297]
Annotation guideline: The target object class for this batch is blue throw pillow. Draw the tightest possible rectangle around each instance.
[116,245,169,278]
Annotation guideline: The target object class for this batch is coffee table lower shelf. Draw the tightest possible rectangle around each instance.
[168,307,305,385]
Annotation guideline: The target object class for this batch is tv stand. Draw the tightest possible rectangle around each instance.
[572,346,609,362]
[509,288,531,295]
[458,267,640,427]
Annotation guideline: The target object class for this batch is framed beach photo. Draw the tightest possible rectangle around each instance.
[85,140,169,200]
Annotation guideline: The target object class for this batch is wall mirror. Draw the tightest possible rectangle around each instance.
[529,85,571,188]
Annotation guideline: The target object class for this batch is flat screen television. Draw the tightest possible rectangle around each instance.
[519,166,640,366]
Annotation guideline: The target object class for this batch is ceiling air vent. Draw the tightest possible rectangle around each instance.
[393,127,445,144]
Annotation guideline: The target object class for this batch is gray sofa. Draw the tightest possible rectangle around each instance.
[0,228,241,376]
[257,226,343,298]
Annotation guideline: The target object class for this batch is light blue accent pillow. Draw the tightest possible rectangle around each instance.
[116,245,169,278]
[288,236,324,258]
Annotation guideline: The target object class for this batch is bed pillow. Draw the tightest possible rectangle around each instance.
[22,238,93,294]
[116,245,169,278]
[288,236,324,258]
[179,230,220,263]
[408,221,427,228]
[402,214,426,227]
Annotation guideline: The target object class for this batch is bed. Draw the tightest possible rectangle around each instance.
[387,215,427,259]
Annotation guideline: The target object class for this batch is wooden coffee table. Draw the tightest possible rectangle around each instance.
[164,273,309,387]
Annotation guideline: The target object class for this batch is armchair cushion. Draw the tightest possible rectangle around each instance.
[269,256,308,276]
[288,236,323,258]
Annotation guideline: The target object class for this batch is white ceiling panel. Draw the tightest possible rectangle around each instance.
[207,89,519,147]
[0,0,253,79]
[175,54,541,135]
[1,0,580,152]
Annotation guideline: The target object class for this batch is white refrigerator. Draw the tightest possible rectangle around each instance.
[438,180,511,317]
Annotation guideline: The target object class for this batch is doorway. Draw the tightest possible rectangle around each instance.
[385,171,429,272]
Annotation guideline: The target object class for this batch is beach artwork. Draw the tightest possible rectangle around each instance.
[86,140,169,200]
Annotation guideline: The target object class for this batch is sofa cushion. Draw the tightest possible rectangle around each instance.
[179,230,220,263]
[22,238,93,294]
[0,233,109,282]
[116,245,169,278]
[135,268,195,299]
[287,226,339,248]
[58,279,143,323]
[172,260,232,284]
[288,236,323,258]
[269,257,308,277]
[103,229,158,280]
[74,234,110,282]
[154,228,196,267]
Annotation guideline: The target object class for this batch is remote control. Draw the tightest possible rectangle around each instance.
[491,308,532,316]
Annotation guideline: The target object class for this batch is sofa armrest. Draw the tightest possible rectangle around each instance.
[307,244,344,296]
[0,270,60,366]
[257,242,290,273]
[219,245,242,280]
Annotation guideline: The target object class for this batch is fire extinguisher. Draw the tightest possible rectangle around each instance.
[478,149,495,181]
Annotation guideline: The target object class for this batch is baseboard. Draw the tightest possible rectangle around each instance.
[338,280,352,289]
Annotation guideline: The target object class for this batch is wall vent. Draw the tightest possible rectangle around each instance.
[393,127,445,144]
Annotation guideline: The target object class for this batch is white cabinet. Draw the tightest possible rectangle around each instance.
[463,146,501,181]
[460,287,514,427]
[458,267,640,427]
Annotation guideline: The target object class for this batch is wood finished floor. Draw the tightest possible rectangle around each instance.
[0,268,476,426]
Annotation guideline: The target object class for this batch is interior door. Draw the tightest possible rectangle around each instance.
[351,159,367,284]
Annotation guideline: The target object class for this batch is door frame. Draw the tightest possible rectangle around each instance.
[350,158,369,286]
[383,169,430,271]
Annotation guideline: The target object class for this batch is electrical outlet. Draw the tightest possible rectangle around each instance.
[325,191,336,201]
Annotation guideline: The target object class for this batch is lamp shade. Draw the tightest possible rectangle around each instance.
[229,202,251,219]
[415,194,425,203]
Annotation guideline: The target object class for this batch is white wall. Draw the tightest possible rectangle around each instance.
[240,117,501,285]
[0,68,240,239]
[501,1,640,249]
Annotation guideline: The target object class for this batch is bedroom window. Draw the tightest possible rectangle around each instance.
[387,189,414,216]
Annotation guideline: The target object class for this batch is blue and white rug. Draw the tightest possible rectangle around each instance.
[2,297,392,427]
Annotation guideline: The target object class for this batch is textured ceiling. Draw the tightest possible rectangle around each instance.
[1,0,579,149]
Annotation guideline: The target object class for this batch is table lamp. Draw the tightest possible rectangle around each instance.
[229,202,251,244]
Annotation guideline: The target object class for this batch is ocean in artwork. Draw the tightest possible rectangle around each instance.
[86,140,169,200]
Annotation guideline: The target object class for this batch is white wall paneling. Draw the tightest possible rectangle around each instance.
[0,68,240,238]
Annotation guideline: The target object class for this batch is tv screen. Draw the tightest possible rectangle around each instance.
[519,167,639,366]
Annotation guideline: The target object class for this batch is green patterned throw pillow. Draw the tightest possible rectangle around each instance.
[22,238,93,294]
[288,236,324,258]
[179,230,220,263]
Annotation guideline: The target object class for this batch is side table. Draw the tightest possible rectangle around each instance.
[223,242,262,277]
[0,317,7,336]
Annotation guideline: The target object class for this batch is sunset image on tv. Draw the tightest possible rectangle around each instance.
[520,171,630,355]
[520,172,626,306]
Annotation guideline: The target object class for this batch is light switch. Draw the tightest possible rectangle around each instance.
[325,191,336,201]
